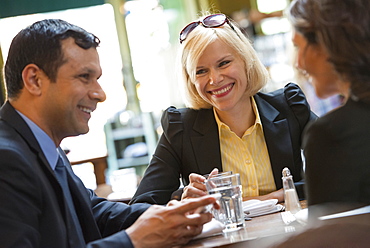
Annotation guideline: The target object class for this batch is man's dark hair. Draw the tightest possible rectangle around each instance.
[4,19,100,99]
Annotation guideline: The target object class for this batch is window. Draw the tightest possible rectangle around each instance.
[0,4,127,162]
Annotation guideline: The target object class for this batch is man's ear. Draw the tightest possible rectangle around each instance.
[21,64,44,96]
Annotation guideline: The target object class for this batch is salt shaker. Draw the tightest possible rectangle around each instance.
[282,167,301,214]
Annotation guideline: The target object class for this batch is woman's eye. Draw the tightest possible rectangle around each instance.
[196,69,207,75]
[219,60,231,67]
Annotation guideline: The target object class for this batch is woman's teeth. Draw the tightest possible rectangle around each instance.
[212,84,233,95]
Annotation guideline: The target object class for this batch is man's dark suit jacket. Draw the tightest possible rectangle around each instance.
[0,102,150,248]
[131,83,317,205]
[303,97,370,210]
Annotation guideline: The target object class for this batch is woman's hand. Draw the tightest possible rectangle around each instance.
[181,168,219,200]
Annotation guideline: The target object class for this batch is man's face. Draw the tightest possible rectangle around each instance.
[40,37,106,143]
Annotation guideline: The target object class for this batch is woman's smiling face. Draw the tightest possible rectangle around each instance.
[194,39,250,112]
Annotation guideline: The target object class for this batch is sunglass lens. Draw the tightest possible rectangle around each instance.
[180,22,199,43]
[203,14,226,27]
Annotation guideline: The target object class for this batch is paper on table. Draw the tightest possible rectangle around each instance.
[243,199,284,217]
[193,218,225,240]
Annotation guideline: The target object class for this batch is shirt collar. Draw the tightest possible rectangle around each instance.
[251,96,262,126]
[213,96,262,134]
[16,111,59,170]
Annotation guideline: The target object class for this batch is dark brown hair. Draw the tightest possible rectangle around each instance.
[289,0,370,103]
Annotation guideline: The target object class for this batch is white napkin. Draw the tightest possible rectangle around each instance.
[294,208,308,224]
[193,218,225,240]
[243,199,283,217]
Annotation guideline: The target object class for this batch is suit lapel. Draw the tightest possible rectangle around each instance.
[191,109,223,174]
[0,102,75,234]
[0,102,61,185]
[254,95,293,189]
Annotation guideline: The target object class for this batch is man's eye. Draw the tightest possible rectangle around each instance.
[79,74,89,80]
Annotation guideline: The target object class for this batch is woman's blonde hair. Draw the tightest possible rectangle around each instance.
[178,14,269,109]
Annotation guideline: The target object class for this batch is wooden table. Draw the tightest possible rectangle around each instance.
[181,201,370,248]
[181,201,307,248]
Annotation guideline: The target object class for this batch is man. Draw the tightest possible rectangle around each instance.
[0,19,216,248]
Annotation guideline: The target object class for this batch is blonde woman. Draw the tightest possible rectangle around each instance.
[131,13,316,205]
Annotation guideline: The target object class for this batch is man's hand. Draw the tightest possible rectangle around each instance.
[126,195,217,248]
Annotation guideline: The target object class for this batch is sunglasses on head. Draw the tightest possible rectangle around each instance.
[179,13,237,44]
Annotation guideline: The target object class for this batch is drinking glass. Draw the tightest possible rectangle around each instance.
[203,171,232,180]
[205,173,245,232]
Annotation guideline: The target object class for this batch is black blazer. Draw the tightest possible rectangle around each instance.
[131,83,317,205]
[303,97,370,208]
[0,102,150,248]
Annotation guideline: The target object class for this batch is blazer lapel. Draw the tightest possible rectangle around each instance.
[0,102,71,227]
[254,95,294,189]
[0,102,60,184]
[191,109,223,175]
[1,102,100,243]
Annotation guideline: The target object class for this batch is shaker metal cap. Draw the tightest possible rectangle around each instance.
[282,167,291,177]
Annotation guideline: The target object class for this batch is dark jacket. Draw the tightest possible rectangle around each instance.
[131,83,317,205]
[0,101,150,248]
[303,97,370,208]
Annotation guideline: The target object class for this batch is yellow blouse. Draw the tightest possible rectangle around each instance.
[214,97,276,197]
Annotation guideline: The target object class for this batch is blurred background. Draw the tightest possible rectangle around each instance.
[0,0,341,199]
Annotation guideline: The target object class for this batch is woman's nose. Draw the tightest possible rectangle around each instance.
[209,69,223,86]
